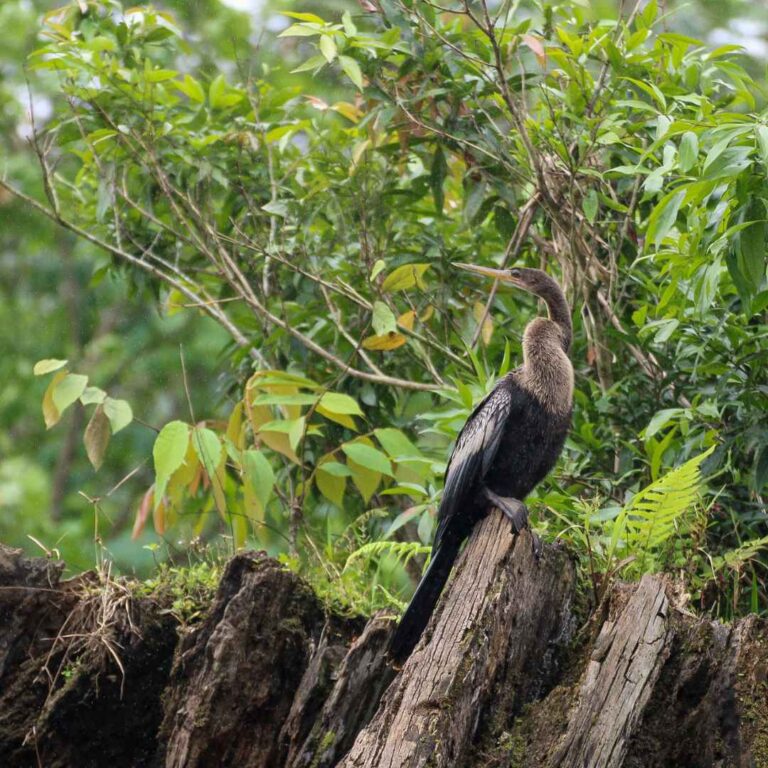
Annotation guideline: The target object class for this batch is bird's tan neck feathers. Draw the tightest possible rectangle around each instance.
[519,320,574,413]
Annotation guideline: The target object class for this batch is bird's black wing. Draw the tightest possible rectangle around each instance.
[433,375,525,548]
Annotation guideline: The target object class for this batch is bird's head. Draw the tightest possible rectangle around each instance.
[453,263,556,299]
[454,262,572,352]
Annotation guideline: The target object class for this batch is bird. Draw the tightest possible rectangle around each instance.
[387,265,573,664]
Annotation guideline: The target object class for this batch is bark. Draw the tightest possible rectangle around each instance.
[338,515,576,768]
[0,518,766,768]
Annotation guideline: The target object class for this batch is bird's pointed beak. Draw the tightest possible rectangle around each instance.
[453,263,522,286]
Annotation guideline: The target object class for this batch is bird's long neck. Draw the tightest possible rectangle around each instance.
[520,325,574,414]
[543,288,572,353]
[520,284,573,413]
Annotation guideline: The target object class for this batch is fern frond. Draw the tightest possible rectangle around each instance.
[343,540,431,572]
[712,534,768,571]
[618,445,715,558]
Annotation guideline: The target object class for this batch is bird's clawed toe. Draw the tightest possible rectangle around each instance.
[531,532,543,562]
[483,488,529,534]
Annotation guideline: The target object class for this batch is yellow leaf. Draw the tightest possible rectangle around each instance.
[166,443,200,507]
[397,310,416,331]
[362,332,408,350]
[245,402,300,463]
[212,462,228,519]
[316,405,357,430]
[316,460,346,507]
[419,305,435,322]
[332,101,362,122]
[352,138,371,170]
[381,263,430,292]
[165,288,188,316]
[243,481,261,525]
[231,512,249,550]
[42,370,68,428]
[227,400,245,449]
[473,302,494,346]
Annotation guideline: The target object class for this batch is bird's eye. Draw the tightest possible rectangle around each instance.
[509,269,521,278]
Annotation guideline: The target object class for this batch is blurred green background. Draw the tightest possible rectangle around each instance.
[0,0,766,578]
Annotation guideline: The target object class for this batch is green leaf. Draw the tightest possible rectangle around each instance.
[52,373,88,414]
[643,408,685,439]
[702,146,751,180]
[372,301,398,335]
[583,189,598,224]
[430,145,447,214]
[250,371,320,389]
[103,397,133,434]
[244,449,275,513]
[342,442,394,476]
[370,260,386,281]
[282,11,325,23]
[84,405,110,470]
[291,55,328,74]
[145,68,177,83]
[319,392,364,416]
[339,55,363,89]
[33,358,68,375]
[208,74,226,108]
[316,462,346,507]
[738,213,766,292]
[279,23,323,38]
[374,428,421,458]
[316,461,352,477]
[175,74,205,102]
[381,263,430,292]
[647,189,685,248]
[80,386,106,406]
[153,421,190,509]
[464,180,486,224]
[756,126,768,165]
[342,10,357,36]
[320,35,337,63]
[653,318,679,343]
[252,393,317,407]
[259,417,306,451]
[753,445,768,491]
[207,75,242,109]
[192,427,223,480]
[678,131,698,172]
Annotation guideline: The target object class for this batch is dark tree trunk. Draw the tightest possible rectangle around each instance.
[0,514,766,768]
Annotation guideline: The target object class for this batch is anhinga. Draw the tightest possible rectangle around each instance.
[388,265,573,664]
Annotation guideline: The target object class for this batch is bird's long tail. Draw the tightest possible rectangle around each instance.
[387,538,461,664]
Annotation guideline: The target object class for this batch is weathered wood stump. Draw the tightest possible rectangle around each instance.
[0,516,766,768]
[338,514,575,768]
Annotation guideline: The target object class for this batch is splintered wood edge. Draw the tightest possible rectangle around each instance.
[549,574,672,768]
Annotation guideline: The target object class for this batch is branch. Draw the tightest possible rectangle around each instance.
[0,179,257,358]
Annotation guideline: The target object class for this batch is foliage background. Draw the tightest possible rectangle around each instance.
[1,0,767,618]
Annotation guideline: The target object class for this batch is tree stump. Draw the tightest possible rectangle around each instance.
[0,526,766,768]
[338,513,576,768]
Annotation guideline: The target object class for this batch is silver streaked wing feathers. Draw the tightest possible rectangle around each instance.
[434,384,515,546]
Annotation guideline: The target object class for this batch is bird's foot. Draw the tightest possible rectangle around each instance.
[483,488,541,561]
[483,488,529,534]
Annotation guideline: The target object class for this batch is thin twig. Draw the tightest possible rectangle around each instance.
[469,194,540,348]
